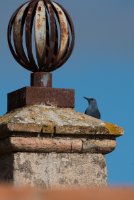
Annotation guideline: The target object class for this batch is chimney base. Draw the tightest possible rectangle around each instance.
[0,153,107,188]
[0,105,123,187]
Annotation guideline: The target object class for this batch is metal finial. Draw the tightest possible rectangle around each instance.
[8,0,75,72]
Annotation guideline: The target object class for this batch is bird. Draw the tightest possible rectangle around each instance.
[84,97,101,119]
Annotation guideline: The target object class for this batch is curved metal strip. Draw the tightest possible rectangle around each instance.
[13,3,30,67]
[41,9,50,71]
[7,1,34,71]
[8,0,75,73]
[41,0,56,70]
[25,0,39,71]
[35,0,47,67]
[52,2,69,64]
[51,2,75,71]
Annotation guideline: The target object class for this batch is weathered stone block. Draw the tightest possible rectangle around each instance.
[0,153,107,188]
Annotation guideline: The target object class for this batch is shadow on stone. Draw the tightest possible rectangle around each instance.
[0,138,14,184]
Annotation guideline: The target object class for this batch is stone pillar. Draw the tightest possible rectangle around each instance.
[0,105,123,188]
[6,0,123,188]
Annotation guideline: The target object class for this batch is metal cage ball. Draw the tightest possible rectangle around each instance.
[8,0,75,72]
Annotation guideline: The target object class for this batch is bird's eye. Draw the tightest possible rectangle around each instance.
[90,98,94,101]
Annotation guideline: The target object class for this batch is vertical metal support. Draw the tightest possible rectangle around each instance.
[31,72,52,87]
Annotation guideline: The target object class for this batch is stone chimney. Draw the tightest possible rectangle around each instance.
[0,0,123,188]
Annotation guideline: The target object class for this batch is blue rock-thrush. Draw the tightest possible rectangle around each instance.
[84,97,101,119]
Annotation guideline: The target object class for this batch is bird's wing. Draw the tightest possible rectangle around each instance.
[98,111,101,119]
[85,109,88,114]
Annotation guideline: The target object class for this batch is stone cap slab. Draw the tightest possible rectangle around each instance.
[0,105,124,139]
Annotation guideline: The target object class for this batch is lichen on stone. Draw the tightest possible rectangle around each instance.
[104,122,124,136]
[0,105,124,137]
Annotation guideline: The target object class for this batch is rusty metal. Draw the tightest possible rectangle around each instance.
[52,2,69,64]
[13,2,30,67]
[7,2,32,71]
[8,0,75,72]
[31,72,52,87]
[8,87,75,111]
[35,0,47,67]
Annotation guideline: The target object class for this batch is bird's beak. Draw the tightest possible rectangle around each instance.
[84,97,88,100]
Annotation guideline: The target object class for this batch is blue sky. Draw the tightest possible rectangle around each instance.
[0,0,134,185]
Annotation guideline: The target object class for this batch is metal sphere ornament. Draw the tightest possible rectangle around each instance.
[8,0,75,72]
